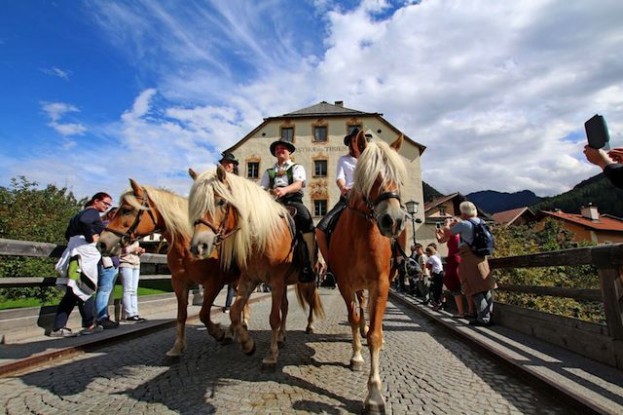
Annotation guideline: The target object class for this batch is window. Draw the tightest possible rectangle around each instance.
[314,160,328,177]
[247,162,259,179]
[439,206,446,216]
[314,200,328,217]
[281,127,294,142]
[313,126,327,142]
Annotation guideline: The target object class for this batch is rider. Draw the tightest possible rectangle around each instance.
[315,128,363,279]
[219,151,239,311]
[260,140,316,283]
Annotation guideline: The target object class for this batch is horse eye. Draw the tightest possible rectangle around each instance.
[120,207,132,215]
[217,199,226,207]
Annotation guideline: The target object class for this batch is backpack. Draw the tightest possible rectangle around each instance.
[405,256,422,277]
[467,218,495,257]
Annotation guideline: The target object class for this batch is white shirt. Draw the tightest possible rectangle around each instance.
[336,154,357,190]
[426,254,443,274]
[260,160,306,189]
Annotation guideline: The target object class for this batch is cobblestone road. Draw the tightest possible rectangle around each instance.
[0,288,581,414]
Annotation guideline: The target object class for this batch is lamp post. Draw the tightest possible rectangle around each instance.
[405,200,420,247]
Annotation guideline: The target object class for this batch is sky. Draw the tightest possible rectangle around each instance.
[1,0,623,202]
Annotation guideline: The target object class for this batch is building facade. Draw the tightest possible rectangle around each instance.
[224,100,426,241]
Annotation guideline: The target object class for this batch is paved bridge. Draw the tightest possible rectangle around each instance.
[1,287,622,415]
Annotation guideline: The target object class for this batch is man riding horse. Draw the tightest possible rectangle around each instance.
[260,140,316,283]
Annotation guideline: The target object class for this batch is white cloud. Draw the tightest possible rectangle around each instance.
[41,102,87,136]
[41,66,71,80]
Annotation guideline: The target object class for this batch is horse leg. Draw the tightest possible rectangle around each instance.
[357,290,369,338]
[166,280,189,357]
[199,280,227,342]
[277,288,288,347]
[363,287,388,415]
[241,302,250,330]
[342,289,364,371]
[262,282,284,371]
[232,281,255,356]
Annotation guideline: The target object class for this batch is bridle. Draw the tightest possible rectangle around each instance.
[358,189,402,221]
[193,201,239,248]
[104,189,160,246]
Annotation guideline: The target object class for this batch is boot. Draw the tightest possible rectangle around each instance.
[299,232,316,283]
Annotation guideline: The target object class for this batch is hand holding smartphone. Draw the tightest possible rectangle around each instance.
[585,114,610,150]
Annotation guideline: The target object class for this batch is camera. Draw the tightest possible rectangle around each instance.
[435,222,442,229]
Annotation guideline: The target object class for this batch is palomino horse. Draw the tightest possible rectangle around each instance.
[188,165,324,370]
[97,179,246,358]
[329,131,408,414]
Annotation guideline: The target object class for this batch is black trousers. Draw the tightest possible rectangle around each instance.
[53,286,95,330]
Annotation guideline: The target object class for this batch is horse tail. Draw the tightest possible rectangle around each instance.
[295,283,325,320]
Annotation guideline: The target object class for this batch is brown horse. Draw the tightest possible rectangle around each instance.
[97,179,246,358]
[329,131,408,414]
[188,165,324,370]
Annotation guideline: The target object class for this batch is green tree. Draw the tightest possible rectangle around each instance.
[0,177,86,303]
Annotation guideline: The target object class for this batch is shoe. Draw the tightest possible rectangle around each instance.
[97,318,119,329]
[79,324,104,335]
[126,315,146,322]
[49,327,77,338]
[469,319,493,327]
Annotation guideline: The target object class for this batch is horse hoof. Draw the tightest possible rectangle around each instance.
[162,355,181,365]
[261,362,277,372]
[244,341,256,356]
[277,340,285,349]
[305,326,314,334]
[221,336,233,345]
[214,332,225,342]
[363,403,385,415]
[350,360,364,372]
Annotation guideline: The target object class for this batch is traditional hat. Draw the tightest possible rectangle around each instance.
[343,127,360,146]
[219,152,239,165]
[269,140,296,156]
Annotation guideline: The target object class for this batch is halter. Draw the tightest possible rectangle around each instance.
[359,190,402,221]
[193,202,239,247]
[104,189,160,246]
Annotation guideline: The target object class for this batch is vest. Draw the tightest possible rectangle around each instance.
[267,164,304,202]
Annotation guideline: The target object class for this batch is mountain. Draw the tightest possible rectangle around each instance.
[466,190,541,214]
[423,181,444,202]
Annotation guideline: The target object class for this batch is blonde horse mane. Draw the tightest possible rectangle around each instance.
[353,140,407,198]
[188,169,289,269]
[119,185,191,245]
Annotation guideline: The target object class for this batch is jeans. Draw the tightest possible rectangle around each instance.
[53,287,95,330]
[95,264,118,321]
[120,267,140,318]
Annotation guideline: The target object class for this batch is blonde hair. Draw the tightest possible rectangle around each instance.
[459,201,477,217]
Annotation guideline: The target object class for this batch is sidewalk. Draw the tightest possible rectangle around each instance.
[390,289,623,415]
[0,288,272,378]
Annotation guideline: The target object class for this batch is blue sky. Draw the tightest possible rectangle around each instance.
[1,0,622,201]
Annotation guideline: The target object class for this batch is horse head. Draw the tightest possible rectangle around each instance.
[97,178,161,255]
[354,133,407,238]
[188,164,239,260]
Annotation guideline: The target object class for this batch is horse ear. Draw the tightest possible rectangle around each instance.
[216,163,227,183]
[129,179,143,197]
[356,130,368,153]
[188,168,198,181]
[390,134,404,151]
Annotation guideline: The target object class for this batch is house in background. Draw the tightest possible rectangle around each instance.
[535,205,623,245]
[492,207,537,227]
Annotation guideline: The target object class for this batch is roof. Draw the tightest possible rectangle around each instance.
[492,207,536,227]
[424,193,493,221]
[540,210,623,232]
[279,101,375,118]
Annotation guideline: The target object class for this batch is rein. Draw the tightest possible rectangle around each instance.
[105,189,160,246]
[192,203,239,247]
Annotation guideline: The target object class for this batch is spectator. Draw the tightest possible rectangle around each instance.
[119,240,146,321]
[260,140,315,283]
[316,128,363,280]
[413,243,430,303]
[449,201,496,326]
[583,145,623,189]
[426,243,445,310]
[219,151,239,313]
[95,207,120,329]
[50,192,112,337]
[435,220,470,318]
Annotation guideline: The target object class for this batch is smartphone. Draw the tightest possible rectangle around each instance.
[435,222,442,229]
[585,114,610,150]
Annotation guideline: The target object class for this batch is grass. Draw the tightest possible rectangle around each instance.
[0,281,174,311]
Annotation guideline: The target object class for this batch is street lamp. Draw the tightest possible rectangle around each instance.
[405,200,420,246]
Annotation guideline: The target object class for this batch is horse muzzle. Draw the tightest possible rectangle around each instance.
[190,230,217,259]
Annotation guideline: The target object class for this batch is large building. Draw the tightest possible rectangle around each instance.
[225,100,427,243]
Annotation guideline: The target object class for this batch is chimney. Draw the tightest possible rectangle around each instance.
[580,204,600,220]
[334,100,344,107]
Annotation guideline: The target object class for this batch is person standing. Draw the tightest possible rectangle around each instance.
[316,128,362,277]
[449,201,496,326]
[425,243,445,310]
[95,207,120,329]
[436,220,469,318]
[260,140,315,283]
[219,151,238,312]
[50,192,112,337]
[119,240,145,321]
[413,243,430,302]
